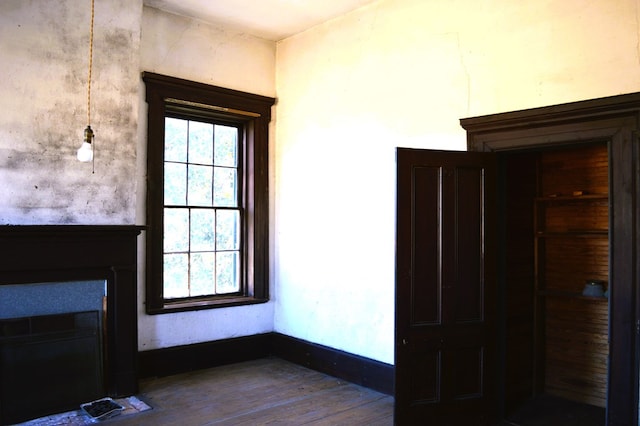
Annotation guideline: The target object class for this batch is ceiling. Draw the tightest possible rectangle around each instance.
[143,0,379,41]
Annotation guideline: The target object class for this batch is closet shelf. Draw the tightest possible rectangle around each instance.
[537,289,608,301]
[535,230,608,237]
[535,194,609,202]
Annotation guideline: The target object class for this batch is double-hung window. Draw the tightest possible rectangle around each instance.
[143,72,275,314]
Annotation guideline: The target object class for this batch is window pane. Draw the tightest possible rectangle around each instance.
[188,121,214,165]
[164,253,189,298]
[214,167,237,207]
[190,252,215,297]
[164,163,187,205]
[216,210,240,250]
[165,117,187,162]
[191,209,216,252]
[188,165,213,206]
[164,208,189,252]
[216,251,240,294]
[214,125,238,167]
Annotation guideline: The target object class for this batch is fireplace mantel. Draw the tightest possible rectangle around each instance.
[0,225,144,404]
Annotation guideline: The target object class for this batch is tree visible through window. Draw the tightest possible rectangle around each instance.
[142,72,275,314]
[163,118,241,299]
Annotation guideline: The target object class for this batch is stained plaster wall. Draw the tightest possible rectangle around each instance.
[0,1,278,351]
[136,6,277,350]
[274,0,640,365]
[0,0,141,224]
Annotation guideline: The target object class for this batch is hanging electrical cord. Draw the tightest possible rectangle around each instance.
[87,0,94,129]
[77,0,95,173]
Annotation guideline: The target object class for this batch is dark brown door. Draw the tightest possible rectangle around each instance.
[395,148,497,425]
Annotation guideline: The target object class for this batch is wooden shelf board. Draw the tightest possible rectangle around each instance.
[538,290,608,301]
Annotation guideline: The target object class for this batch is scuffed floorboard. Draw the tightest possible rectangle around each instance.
[109,357,394,426]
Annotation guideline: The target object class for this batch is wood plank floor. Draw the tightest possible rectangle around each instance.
[108,357,394,426]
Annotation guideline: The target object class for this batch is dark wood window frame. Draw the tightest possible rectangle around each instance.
[142,72,275,314]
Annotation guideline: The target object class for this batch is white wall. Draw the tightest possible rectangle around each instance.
[0,0,142,224]
[136,6,277,350]
[274,0,640,364]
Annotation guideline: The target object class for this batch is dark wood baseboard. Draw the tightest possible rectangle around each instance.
[270,333,394,395]
[138,333,272,378]
[138,332,394,395]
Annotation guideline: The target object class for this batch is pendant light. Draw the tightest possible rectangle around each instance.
[77,0,95,172]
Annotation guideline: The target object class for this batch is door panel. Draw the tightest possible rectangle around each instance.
[395,148,496,425]
[453,166,484,323]
[409,346,441,403]
[411,165,441,325]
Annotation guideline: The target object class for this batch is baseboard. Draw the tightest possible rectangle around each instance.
[270,333,394,395]
[138,333,272,378]
[138,332,394,396]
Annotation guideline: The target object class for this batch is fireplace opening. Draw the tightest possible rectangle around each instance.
[0,311,104,424]
[0,280,107,424]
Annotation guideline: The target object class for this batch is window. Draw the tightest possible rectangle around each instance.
[142,72,275,314]
[163,119,241,299]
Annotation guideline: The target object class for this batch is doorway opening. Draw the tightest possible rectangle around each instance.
[500,142,608,425]
[459,92,640,425]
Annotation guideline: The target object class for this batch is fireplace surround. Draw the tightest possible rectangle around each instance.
[0,225,143,424]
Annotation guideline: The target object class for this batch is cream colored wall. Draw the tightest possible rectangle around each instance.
[136,6,277,350]
[139,7,276,97]
[274,0,640,364]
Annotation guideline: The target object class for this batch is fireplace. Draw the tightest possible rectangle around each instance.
[0,225,143,424]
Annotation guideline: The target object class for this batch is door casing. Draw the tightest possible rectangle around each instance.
[460,92,640,426]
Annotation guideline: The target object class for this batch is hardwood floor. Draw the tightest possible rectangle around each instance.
[109,357,394,426]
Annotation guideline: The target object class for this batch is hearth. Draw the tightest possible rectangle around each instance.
[0,226,143,424]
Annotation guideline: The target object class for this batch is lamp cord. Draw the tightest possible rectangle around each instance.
[88,0,95,173]
[87,0,94,127]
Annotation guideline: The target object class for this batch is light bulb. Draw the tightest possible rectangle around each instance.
[77,142,93,162]
[77,125,94,162]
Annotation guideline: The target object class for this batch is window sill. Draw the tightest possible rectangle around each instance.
[146,296,269,315]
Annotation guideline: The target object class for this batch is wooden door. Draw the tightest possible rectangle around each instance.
[395,148,497,425]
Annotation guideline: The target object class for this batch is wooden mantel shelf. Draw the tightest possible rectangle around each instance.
[0,224,144,236]
[0,225,145,274]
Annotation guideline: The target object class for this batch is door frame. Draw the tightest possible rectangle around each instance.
[460,92,640,426]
